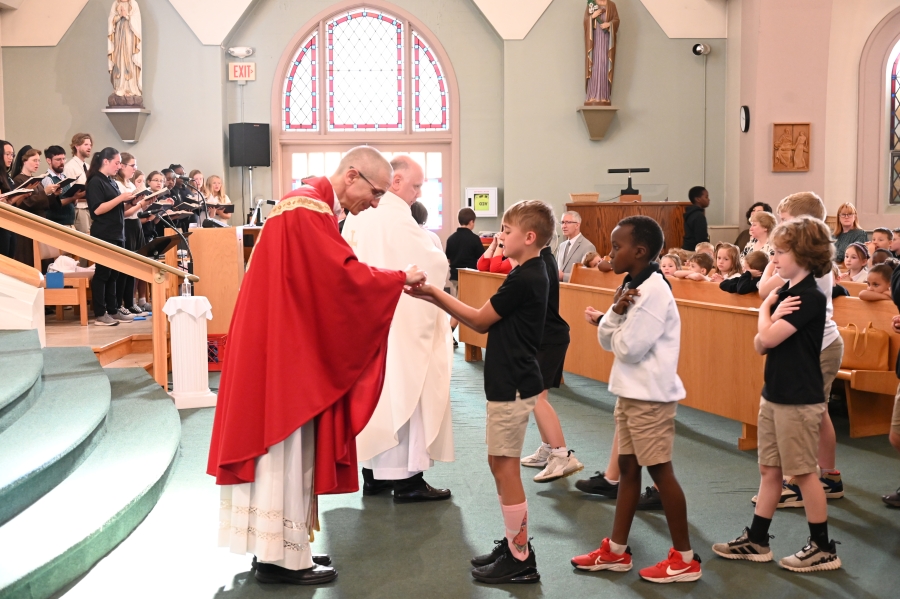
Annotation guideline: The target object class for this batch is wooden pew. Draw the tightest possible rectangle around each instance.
[832,297,898,437]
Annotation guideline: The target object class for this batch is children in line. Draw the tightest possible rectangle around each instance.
[407,200,555,584]
[713,216,841,573]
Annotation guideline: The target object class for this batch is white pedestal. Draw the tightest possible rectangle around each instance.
[163,296,217,409]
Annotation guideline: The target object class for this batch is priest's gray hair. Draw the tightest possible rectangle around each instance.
[563,210,583,223]
[336,146,392,180]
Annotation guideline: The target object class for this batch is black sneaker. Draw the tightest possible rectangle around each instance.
[575,471,619,497]
[472,542,540,584]
[471,539,509,567]
[636,486,663,510]
[883,487,900,508]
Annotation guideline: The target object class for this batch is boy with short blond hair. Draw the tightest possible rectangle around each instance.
[756,191,845,508]
[408,200,554,584]
[694,242,715,257]
[714,216,841,572]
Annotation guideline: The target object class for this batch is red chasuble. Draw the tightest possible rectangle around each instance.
[207,176,406,495]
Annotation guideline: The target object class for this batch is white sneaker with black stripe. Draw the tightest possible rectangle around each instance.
[779,538,841,573]
[711,528,773,562]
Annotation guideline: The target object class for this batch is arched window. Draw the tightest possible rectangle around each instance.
[273,3,458,236]
[891,47,900,204]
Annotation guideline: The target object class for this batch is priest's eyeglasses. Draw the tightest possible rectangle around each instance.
[352,167,386,200]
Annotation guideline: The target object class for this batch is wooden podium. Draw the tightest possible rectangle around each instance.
[165,227,244,334]
[566,202,691,256]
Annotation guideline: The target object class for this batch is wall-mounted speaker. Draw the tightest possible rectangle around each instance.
[229,123,270,167]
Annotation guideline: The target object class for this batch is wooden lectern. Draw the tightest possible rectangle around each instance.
[566,202,691,257]
[165,227,244,334]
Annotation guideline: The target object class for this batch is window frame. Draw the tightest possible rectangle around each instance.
[270,1,460,239]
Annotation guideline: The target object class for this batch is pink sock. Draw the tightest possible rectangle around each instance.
[500,500,529,560]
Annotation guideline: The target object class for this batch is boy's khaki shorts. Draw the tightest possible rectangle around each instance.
[614,397,678,467]
[486,393,537,457]
[892,384,900,436]
[757,397,825,476]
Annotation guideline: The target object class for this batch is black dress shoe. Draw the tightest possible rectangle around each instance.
[254,562,337,585]
[361,467,395,496]
[636,486,663,510]
[252,554,332,568]
[574,471,619,498]
[883,487,900,508]
[393,482,451,503]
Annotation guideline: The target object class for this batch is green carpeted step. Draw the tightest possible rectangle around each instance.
[0,367,181,599]
[0,347,110,526]
[0,330,43,434]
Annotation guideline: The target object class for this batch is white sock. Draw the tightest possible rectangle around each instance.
[604,476,619,485]
[550,446,568,458]
[609,540,627,554]
[678,549,694,563]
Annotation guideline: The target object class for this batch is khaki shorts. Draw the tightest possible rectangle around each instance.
[486,393,537,457]
[757,397,825,476]
[820,336,843,402]
[614,397,678,467]
[891,384,900,436]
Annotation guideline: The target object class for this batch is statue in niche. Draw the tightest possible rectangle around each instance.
[107,0,143,107]
[584,0,619,106]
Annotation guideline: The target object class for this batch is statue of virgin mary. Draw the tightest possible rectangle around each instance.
[108,0,143,107]
[584,0,619,106]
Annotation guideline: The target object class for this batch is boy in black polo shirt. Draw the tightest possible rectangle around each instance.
[713,216,841,572]
[407,200,554,584]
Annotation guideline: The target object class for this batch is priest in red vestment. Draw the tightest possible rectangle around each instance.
[208,146,426,586]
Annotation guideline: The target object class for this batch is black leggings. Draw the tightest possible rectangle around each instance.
[92,238,123,317]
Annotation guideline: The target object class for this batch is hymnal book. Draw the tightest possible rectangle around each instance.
[217,204,235,214]
[0,188,34,199]
[61,183,86,199]
[129,188,168,203]
[13,176,45,190]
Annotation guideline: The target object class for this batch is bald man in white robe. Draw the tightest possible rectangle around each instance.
[342,155,454,502]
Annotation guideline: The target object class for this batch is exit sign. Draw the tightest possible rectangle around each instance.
[228,62,256,82]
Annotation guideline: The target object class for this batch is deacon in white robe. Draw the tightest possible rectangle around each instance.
[342,155,454,501]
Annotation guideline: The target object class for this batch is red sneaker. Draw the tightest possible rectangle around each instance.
[570,538,633,572]
[638,548,702,583]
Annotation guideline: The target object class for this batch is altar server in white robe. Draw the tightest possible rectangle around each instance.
[342,155,455,502]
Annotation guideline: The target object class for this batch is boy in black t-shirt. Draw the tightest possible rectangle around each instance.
[407,200,554,585]
[713,216,841,572]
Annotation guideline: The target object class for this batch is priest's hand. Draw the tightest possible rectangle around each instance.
[404,265,427,287]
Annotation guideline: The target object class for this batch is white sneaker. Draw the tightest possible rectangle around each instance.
[520,443,551,468]
[94,314,118,326]
[533,451,584,483]
[113,311,134,323]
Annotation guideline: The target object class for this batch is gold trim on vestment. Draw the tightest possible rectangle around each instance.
[246,195,334,270]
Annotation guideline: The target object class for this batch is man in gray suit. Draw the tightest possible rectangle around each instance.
[556,210,596,282]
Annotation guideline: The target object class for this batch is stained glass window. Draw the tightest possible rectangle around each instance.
[327,10,403,131]
[412,31,448,131]
[892,52,900,204]
[283,31,318,131]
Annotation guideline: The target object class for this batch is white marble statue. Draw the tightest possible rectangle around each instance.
[108,0,143,107]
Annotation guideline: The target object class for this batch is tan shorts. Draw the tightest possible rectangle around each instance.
[614,397,678,467]
[449,280,459,298]
[486,393,537,457]
[892,384,900,436]
[820,336,843,402]
[757,397,825,476]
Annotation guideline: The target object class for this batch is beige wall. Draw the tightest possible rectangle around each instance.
[2,0,226,183]
[503,0,727,232]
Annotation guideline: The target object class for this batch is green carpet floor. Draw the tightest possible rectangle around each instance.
[60,350,900,598]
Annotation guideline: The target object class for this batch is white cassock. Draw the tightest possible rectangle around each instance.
[342,191,454,479]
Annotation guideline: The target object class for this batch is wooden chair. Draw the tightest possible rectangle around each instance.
[43,276,90,326]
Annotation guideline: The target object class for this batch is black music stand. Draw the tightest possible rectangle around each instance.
[137,234,189,260]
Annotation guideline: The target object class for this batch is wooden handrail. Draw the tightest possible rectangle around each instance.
[0,202,199,283]
[0,202,198,387]
[0,253,43,287]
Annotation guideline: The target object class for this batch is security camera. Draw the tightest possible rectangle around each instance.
[227,47,254,59]
[692,43,711,56]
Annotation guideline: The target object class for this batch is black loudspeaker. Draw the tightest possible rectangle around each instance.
[229,123,271,167]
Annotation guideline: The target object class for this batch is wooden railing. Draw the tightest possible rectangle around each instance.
[0,253,43,287]
[0,202,199,386]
